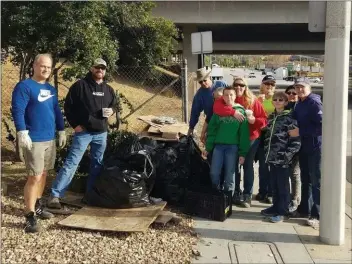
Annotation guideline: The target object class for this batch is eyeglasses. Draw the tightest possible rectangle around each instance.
[272,98,285,102]
[233,83,246,87]
[94,66,106,70]
[264,82,275,86]
[286,92,297,96]
[198,80,207,84]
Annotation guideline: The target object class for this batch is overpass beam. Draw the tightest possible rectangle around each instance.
[182,24,198,74]
[320,1,351,245]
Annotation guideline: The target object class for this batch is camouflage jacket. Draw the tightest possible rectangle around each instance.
[263,110,301,168]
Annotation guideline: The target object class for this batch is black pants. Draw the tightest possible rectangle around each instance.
[270,165,290,216]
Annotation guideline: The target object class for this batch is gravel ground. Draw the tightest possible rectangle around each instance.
[1,165,198,264]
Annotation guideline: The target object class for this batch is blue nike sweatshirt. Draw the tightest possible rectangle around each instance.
[293,93,323,152]
[11,78,65,142]
[189,80,227,130]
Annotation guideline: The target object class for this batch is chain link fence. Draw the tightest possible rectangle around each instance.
[1,61,195,162]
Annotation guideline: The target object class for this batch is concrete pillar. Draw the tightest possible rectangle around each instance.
[182,24,199,99]
[182,24,198,74]
[320,1,351,245]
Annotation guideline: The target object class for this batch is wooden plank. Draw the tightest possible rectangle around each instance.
[154,211,176,225]
[46,208,76,215]
[58,202,167,232]
[139,131,179,142]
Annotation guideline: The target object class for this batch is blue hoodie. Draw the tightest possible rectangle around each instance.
[189,80,227,129]
[293,93,322,152]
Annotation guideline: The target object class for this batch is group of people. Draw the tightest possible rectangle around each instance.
[189,67,322,226]
[12,54,118,233]
[12,54,322,233]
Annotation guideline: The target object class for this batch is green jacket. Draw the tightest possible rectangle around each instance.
[206,104,250,157]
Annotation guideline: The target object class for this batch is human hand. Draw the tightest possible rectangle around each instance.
[17,130,32,150]
[239,156,245,165]
[258,94,265,103]
[58,131,67,148]
[74,125,84,133]
[202,150,208,159]
[247,115,256,124]
[288,126,299,137]
[233,111,245,122]
[187,128,194,137]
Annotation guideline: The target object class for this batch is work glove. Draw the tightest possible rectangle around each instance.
[17,130,32,150]
[58,131,67,148]
[103,108,114,118]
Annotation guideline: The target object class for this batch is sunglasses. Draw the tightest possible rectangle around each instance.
[198,80,207,84]
[94,66,106,70]
[272,98,285,102]
[264,82,275,86]
[233,83,246,87]
[286,92,297,95]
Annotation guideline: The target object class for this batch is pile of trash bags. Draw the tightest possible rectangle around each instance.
[86,131,211,208]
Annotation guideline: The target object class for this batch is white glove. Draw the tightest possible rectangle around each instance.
[103,108,114,118]
[17,130,32,150]
[58,131,66,148]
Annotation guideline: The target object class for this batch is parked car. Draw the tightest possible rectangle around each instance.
[248,72,256,78]
[308,77,321,83]
[284,76,296,82]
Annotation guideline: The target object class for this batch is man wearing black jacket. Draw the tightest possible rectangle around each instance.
[48,58,118,209]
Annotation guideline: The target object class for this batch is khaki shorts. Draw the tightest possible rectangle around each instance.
[23,140,56,176]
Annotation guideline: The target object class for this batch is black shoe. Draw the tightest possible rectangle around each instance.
[241,195,252,208]
[35,198,54,219]
[264,195,273,204]
[255,193,266,201]
[232,191,243,205]
[261,206,277,216]
[24,212,40,233]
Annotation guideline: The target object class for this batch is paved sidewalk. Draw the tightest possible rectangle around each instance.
[192,173,352,264]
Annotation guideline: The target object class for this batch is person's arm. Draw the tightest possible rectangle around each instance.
[11,83,30,131]
[64,81,80,129]
[251,99,268,129]
[205,114,219,152]
[238,118,250,157]
[53,93,65,131]
[213,97,235,116]
[189,92,202,131]
[108,86,118,112]
[309,99,323,125]
[285,118,301,163]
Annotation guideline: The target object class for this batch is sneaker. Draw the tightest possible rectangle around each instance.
[264,196,273,204]
[261,206,277,216]
[255,193,266,201]
[241,196,252,208]
[35,198,54,219]
[24,212,40,233]
[270,215,284,223]
[232,191,243,205]
[306,218,319,229]
[47,196,61,209]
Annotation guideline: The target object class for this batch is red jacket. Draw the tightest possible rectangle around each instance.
[213,97,267,141]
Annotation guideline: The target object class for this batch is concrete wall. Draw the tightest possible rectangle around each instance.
[152,1,308,24]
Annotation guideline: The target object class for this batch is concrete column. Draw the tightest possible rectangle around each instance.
[182,24,198,74]
[320,1,351,245]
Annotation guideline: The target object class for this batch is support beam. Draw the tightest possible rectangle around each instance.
[182,24,198,74]
[320,1,351,245]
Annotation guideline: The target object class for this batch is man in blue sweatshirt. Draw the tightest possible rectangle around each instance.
[12,53,66,233]
[292,77,322,228]
[188,67,228,142]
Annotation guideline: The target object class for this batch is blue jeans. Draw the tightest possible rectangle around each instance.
[51,131,107,198]
[298,148,321,219]
[257,143,272,197]
[241,139,260,197]
[210,144,238,193]
[270,165,290,216]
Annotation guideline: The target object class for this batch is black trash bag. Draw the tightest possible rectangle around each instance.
[109,132,143,160]
[188,137,212,187]
[86,150,154,208]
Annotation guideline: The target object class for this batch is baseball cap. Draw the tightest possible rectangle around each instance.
[294,77,310,86]
[262,75,276,83]
[93,58,107,67]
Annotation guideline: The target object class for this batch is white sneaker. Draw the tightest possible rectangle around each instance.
[306,218,319,229]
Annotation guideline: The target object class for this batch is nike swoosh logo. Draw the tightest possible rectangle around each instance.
[38,94,55,102]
